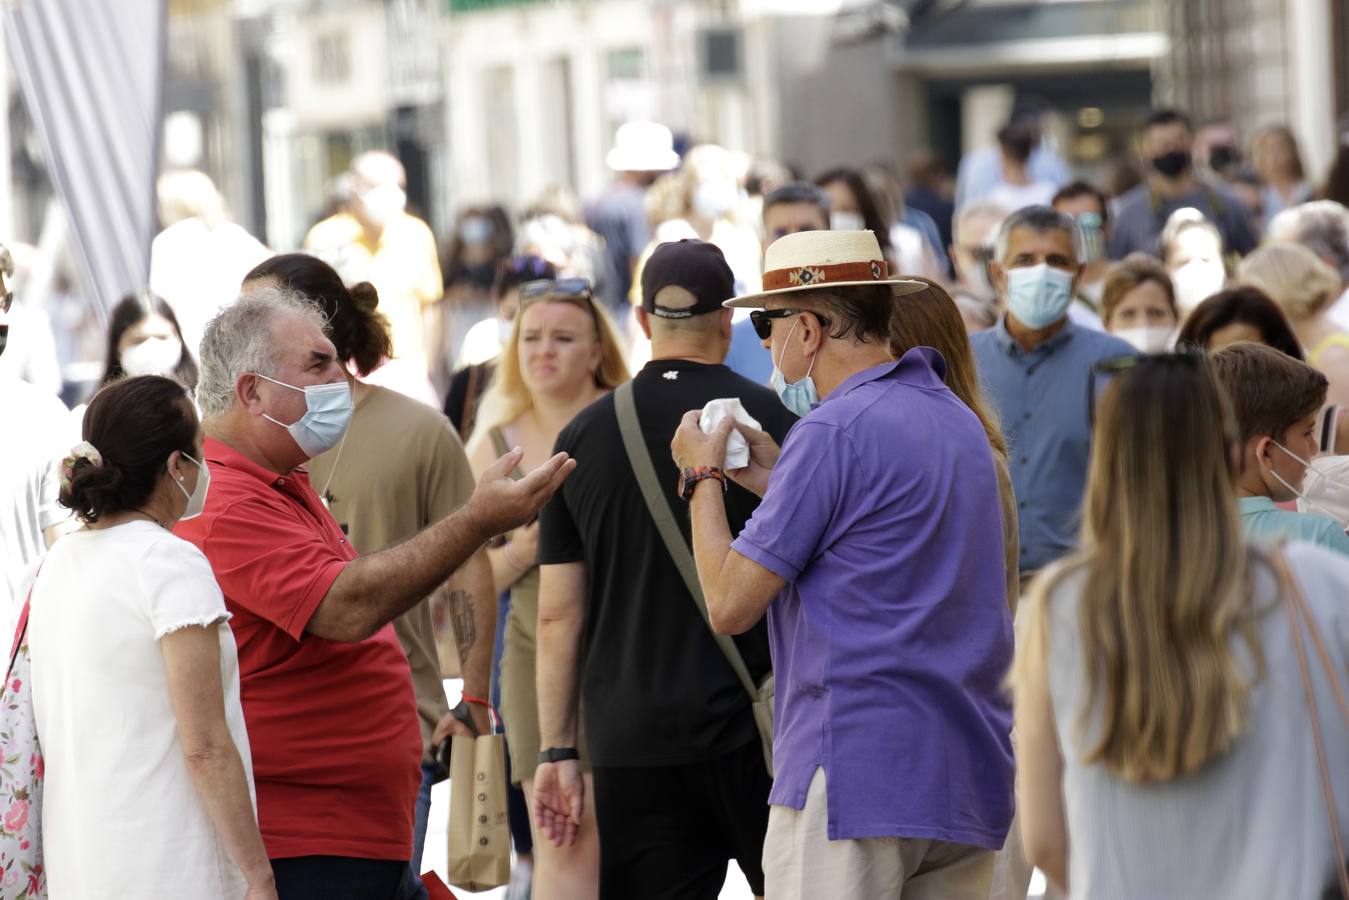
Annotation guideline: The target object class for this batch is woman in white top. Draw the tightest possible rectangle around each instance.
[1012,354,1349,898]
[28,375,273,899]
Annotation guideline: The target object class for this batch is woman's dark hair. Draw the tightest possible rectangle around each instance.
[814,167,893,257]
[1177,286,1304,361]
[444,205,515,290]
[100,292,198,389]
[245,253,392,376]
[493,255,557,301]
[60,375,198,524]
[1320,144,1349,207]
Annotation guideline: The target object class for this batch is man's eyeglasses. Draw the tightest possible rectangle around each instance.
[501,256,553,277]
[1087,349,1206,424]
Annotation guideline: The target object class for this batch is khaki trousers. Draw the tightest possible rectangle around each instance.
[763,768,996,900]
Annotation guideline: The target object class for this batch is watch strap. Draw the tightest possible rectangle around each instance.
[538,746,580,764]
[677,465,726,501]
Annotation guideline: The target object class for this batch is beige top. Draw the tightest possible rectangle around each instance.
[307,384,477,760]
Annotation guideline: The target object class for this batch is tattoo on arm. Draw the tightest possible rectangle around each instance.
[448,589,476,667]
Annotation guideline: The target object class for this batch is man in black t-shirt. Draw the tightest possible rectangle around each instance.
[533,240,795,900]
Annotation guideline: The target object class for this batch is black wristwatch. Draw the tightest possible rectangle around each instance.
[538,746,580,764]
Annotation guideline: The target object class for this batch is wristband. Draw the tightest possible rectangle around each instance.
[538,746,580,764]
[677,465,727,502]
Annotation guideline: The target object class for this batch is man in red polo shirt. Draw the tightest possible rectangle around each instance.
[176,284,574,899]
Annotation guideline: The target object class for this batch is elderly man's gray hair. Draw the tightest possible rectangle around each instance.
[994,205,1078,263]
[196,284,328,418]
[1267,200,1349,283]
[992,203,1073,260]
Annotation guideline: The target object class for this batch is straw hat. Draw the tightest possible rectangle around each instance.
[724,230,925,308]
[606,122,680,173]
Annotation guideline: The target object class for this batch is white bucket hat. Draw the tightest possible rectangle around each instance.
[724,230,926,308]
[606,121,680,173]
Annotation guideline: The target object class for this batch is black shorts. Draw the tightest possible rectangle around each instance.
[592,738,770,900]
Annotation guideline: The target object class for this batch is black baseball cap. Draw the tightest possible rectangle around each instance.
[641,239,734,319]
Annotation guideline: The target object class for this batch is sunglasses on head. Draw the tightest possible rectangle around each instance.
[502,256,553,277]
[749,307,833,341]
[1087,349,1207,424]
[519,278,592,304]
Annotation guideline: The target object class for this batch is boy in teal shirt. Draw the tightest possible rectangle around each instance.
[1210,342,1349,555]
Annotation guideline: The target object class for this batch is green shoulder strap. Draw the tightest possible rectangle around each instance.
[613,381,760,701]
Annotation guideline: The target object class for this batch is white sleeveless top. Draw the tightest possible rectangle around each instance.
[1047,542,1349,899]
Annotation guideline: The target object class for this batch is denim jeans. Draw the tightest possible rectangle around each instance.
[412,761,437,875]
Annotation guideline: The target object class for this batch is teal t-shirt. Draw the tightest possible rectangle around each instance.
[1238,496,1349,556]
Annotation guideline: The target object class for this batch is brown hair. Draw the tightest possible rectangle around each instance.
[887,278,1006,459]
[244,253,393,377]
[1208,341,1328,446]
[1100,253,1178,325]
[61,375,198,523]
[1013,354,1262,783]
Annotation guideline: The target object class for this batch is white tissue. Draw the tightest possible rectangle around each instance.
[700,398,762,470]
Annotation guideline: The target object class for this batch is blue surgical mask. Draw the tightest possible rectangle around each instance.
[255,373,353,458]
[1005,263,1074,329]
[770,317,819,417]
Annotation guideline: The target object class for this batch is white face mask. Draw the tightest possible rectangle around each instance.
[1266,439,1317,503]
[692,180,739,221]
[121,336,183,377]
[1297,454,1349,527]
[1113,325,1174,354]
[1171,260,1225,315]
[256,373,354,459]
[358,184,406,229]
[173,452,210,521]
[830,211,865,232]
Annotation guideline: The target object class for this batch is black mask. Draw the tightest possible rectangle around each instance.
[1207,144,1239,172]
[1150,150,1191,178]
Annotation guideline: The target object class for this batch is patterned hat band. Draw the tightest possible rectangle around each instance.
[760,259,889,292]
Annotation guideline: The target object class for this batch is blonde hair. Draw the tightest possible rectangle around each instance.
[1012,355,1264,783]
[1237,241,1342,320]
[467,292,630,458]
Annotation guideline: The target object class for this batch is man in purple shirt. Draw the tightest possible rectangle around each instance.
[672,230,1015,898]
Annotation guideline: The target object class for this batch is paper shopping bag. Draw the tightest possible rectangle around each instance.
[446,732,510,890]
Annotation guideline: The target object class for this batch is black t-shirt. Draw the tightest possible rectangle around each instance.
[539,359,797,767]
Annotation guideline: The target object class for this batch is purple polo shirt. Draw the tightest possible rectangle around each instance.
[732,348,1015,846]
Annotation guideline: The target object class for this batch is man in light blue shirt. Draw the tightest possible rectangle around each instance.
[955,131,1069,212]
[971,207,1135,576]
[1209,342,1349,555]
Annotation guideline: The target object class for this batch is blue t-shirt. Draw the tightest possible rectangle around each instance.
[733,348,1014,846]
[1238,496,1349,556]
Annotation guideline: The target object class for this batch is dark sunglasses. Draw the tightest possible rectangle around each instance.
[520,278,592,303]
[749,308,802,340]
[501,256,553,277]
[1087,349,1206,424]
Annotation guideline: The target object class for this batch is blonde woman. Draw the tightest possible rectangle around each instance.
[1013,354,1349,898]
[467,278,629,899]
[1239,242,1349,406]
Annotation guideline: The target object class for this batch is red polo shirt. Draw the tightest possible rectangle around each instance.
[175,437,422,861]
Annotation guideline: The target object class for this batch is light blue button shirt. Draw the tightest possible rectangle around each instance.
[1238,496,1349,555]
[971,317,1136,572]
[955,145,1070,211]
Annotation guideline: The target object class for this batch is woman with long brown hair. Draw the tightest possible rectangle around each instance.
[889,277,1019,612]
[1013,354,1349,897]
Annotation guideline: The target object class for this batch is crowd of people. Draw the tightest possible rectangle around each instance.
[7,101,1349,900]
